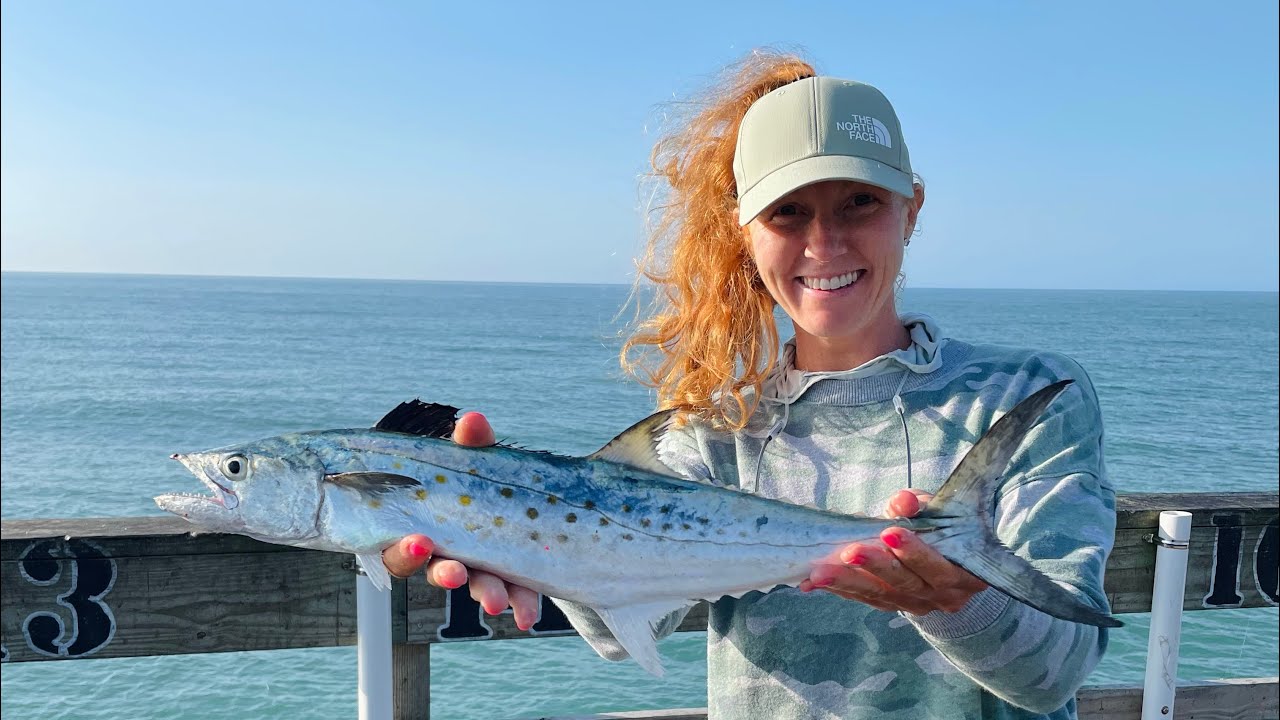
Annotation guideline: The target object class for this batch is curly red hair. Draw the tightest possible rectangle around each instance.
[622,51,817,429]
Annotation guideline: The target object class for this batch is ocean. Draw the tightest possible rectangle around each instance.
[2,272,1276,718]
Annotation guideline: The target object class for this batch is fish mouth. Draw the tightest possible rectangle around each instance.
[166,453,240,511]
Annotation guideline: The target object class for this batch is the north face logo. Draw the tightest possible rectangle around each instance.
[834,115,892,148]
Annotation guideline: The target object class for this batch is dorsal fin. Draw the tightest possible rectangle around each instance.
[586,410,682,478]
[375,400,459,438]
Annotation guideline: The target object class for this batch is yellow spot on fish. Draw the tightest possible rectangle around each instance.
[526,508,539,519]
[459,495,472,506]
[368,499,382,509]
[464,522,481,532]
[532,474,543,483]
[640,519,651,528]
[565,513,577,523]
[598,518,609,527]
[500,488,514,498]
[392,461,403,470]
[467,468,478,475]
[530,531,540,542]
[556,534,568,543]
[622,504,632,513]
[546,496,558,505]
[435,475,447,484]
[583,500,595,510]
[415,489,428,500]
[493,517,505,527]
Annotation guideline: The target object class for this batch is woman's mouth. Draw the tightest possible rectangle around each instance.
[800,270,863,291]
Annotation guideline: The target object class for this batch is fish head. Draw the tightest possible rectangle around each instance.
[157,435,326,543]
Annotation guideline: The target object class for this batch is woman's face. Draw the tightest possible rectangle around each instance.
[745,180,923,370]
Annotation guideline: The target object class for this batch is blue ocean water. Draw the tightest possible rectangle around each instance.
[2,272,1276,718]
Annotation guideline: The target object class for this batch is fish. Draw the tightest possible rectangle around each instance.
[156,379,1121,676]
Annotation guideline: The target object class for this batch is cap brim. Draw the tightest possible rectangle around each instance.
[737,155,915,225]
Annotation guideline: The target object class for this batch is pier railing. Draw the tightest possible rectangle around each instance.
[3,492,1277,719]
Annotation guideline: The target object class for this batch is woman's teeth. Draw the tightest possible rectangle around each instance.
[802,270,862,291]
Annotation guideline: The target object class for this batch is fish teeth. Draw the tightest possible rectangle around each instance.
[802,270,861,291]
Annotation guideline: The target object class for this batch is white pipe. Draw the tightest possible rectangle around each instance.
[356,571,394,720]
[1141,510,1193,720]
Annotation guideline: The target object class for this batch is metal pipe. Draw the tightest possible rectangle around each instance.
[1141,510,1193,720]
[357,572,394,720]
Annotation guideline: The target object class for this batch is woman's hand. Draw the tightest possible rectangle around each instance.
[380,411,542,631]
[799,489,989,616]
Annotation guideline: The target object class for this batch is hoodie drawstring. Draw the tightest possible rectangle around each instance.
[746,401,789,494]
[892,370,914,489]
[749,371,913,494]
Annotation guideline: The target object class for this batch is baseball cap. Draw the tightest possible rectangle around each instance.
[733,76,914,225]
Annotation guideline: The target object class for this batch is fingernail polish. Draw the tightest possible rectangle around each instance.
[408,541,429,557]
[846,553,865,566]
[883,532,903,549]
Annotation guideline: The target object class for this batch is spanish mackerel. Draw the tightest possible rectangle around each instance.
[156,380,1120,676]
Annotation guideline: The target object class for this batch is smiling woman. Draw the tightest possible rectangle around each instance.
[383,50,1120,720]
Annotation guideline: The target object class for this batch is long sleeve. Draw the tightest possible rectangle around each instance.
[905,370,1116,713]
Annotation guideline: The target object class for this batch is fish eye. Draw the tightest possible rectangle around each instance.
[221,455,249,480]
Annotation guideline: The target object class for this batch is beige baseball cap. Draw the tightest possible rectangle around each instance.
[734,76,914,225]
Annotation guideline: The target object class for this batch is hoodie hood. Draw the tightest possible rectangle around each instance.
[764,313,947,405]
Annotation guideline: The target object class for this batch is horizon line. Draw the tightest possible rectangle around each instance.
[1,268,1276,294]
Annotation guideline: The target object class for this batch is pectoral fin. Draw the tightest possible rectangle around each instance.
[356,552,393,592]
[324,472,422,495]
[587,600,689,677]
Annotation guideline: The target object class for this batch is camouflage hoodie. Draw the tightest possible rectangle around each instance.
[564,316,1115,719]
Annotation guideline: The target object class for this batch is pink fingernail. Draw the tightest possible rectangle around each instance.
[883,532,904,550]
[408,541,429,557]
[846,554,865,566]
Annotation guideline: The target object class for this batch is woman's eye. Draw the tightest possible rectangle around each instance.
[851,193,876,207]
[221,455,248,480]
[774,204,800,217]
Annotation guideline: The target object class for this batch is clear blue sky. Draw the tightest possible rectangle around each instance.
[2,1,1277,290]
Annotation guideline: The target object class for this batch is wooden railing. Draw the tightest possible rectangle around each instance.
[3,492,1277,719]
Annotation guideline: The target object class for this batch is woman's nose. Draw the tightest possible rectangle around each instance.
[803,218,848,264]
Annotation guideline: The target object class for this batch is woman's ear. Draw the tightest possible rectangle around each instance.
[905,184,926,237]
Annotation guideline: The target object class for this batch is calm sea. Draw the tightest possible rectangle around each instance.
[2,272,1277,719]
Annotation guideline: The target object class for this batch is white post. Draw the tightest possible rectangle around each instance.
[1140,510,1192,720]
[356,572,394,720]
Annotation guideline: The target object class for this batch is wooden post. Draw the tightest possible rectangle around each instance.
[393,644,430,720]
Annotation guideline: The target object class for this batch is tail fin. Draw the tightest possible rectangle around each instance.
[918,380,1122,628]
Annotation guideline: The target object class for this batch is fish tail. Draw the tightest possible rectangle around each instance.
[916,380,1121,628]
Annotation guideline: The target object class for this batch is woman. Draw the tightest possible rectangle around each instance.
[385,53,1115,719]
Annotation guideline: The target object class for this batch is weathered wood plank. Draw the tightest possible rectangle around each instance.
[1074,677,1279,720]
[1108,522,1278,612]
[537,710,708,720]
[1115,493,1279,529]
[1,544,362,661]
[2,493,1275,663]
[536,678,1280,720]
[0,515,295,560]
